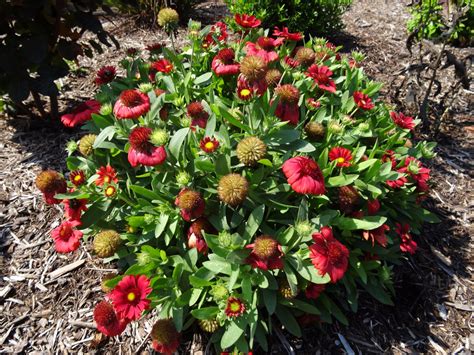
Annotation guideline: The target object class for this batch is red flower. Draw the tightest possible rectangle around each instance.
[63,198,88,222]
[175,188,205,222]
[225,297,245,318]
[104,185,117,198]
[113,89,150,119]
[245,37,283,63]
[187,218,216,254]
[275,101,299,125]
[305,283,325,299]
[367,199,381,215]
[329,147,353,167]
[152,59,173,73]
[61,100,101,128]
[94,301,127,337]
[200,137,219,153]
[395,223,417,254]
[95,66,116,85]
[306,65,336,93]
[245,235,284,270]
[96,165,118,186]
[145,42,163,54]
[51,220,83,253]
[382,150,397,169]
[386,175,408,189]
[70,170,86,186]
[353,91,374,110]
[309,226,349,283]
[203,21,228,47]
[109,275,152,321]
[187,101,209,130]
[211,48,240,76]
[237,74,267,98]
[283,56,300,68]
[390,112,415,130]
[306,98,321,109]
[282,156,325,195]
[235,14,261,28]
[151,319,180,355]
[362,224,389,247]
[128,127,167,167]
[273,26,303,41]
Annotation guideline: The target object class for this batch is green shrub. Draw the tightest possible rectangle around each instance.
[224,0,352,36]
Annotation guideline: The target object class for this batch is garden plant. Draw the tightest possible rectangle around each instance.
[36,10,438,354]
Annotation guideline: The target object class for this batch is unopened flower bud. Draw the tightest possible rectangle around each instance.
[295,220,313,236]
[176,171,191,186]
[139,83,153,93]
[218,230,232,248]
[150,128,169,146]
[99,103,112,116]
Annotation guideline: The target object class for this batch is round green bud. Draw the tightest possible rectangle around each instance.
[176,171,191,186]
[217,231,232,248]
[66,140,78,155]
[136,251,152,266]
[211,284,228,301]
[99,103,112,116]
[180,116,191,128]
[295,220,313,237]
[139,83,153,93]
[150,128,169,146]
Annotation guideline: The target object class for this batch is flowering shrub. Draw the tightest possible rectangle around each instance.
[37,12,439,353]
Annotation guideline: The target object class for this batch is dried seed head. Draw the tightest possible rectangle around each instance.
[338,186,360,214]
[151,319,179,345]
[93,230,122,258]
[304,122,326,142]
[279,279,298,299]
[294,47,315,67]
[198,319,220,333]
[35,170,66,193]
[177,189,203,210]
[240,55,267,82]
[252,235,279,259]
[217,174,249,206]
[275,84,300,103]
[78,134,97,156]
[236,136,267,166]
[265,69,282,87]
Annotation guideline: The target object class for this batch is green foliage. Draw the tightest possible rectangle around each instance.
[225,0,352,36]
[0,0,117,104]
[407,0,474,46]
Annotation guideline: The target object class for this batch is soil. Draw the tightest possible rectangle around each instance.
[1,0,472,354]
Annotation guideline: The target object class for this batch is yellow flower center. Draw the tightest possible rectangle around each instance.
[204,142,215,150]
[104,176,111,183]
[337,157,345,164]
[74,175,81,182]
[240,89,251,97]
[127,292,136,301]
[230,301,240,312]
[105,186,115,196]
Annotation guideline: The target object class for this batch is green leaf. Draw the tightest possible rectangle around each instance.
[194,72,213,85]
[54,191,89,200]
[362,279,394,306]
[155,214,169,239]
[333,215,387,231]
[328,174,359,187]
[93,125,116,149]
[191,307,219,320]
[169,128,190,159]
[243,205,265,240]
[275,305,302,337]
[189,275,213,287]
[221,321,246,349]
[203,260,231,275]
[130,185,162,201]
[289,258,330,284]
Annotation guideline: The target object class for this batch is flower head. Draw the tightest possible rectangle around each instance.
[338,185,360,214]
[78,134,96,157]
[282,156,325,195]
[273,26,303,41]
[309,227,349,283]
[187,101,209,130]
[150,59,174,80]
[109,275,152,321]
[225,297,245,318]
[151,319,180,354]
[93,230,122,258]
[235,14,261,28]
[367,199,381,215]
[245,235,284,270]
[93,301,127,337]
[175,188,205,221]
[198,319,219,333]
[275,84,300,104]
[96,165,118,186]
[390,111,415,130]
[157,8,179,30]
[353,91,374,110]
[362,224,389,247]
[304,122,325,142]
[145,42,164,55]
[200,137,219,153]
[69,170,86,186]
[114,89,150,119]
[265,69,282,87]
[245,37,283,63]
[203,21,228,47]
[36,170,67,204]
[294,47,315,67]
[187,218,216,254]
[396,223,417,254]
[104,185,117,198]
[305,283,325,299]
[51,220,83,253]
[61,100,101,128]
[236,136,267,166]
[240,55,267,82]
[63,197,88,222]
[217,174,249,206]
[212,48,240,76]
[128,127,167,167]
[329,147,353,167]
[306,64,336,93]
[95,66,116,86]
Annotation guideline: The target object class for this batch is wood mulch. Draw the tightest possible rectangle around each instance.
[1,0,472,353]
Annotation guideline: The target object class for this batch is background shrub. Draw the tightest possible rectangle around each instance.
[224,0,352,36]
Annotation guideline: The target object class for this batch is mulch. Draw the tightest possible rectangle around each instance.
[0,0,472,353]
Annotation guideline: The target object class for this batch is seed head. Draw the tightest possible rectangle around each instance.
[93,230,122,258]
[236,136,267,166]
[304,122,326,142]
[240,55,267,82]
[78,134,97,156]
[217,174,249,206]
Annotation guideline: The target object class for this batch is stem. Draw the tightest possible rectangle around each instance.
[32,91,47,119]
[49,94,59,120]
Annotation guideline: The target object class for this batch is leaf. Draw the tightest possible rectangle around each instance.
[333,215,387,231]
[130,185,161,201]
[194,72,213,85]
[155,214,169,239]
[356,158,378,172]
[243,205,265,240]
[191,307,219,320]
[169,128,190,159]
[54,191,89,200]
[275,305,302,337]
[289,258,330,284]
[93,126,116,149]
[362,279,394,306]
[189,275,213,287]
[327,174,359,187]
[221,321,246,349]
[203,260,231,275]
[262,289,276,314]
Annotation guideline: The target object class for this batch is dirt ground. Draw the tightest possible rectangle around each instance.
[1,0,472,353]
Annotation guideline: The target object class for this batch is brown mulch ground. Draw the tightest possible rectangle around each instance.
[1,0,473,353]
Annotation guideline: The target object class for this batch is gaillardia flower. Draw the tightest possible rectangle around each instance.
[390,111,415,130]
[113,89,150,119]
[151,319,180,354]
[93,301,127,337]
[305,283,325,299]
[128,127,167,167]
[94,66,116,85]
[274,84,300,125]
[294,47,315,67]
[265,68,282,87]
[273,26,303,41]
[93,230,122,258]
[187,218,216,254]
[175,188,205,221]
[236,136,267,166]
[187,101,209,130]
[217,174,249,206]
[239,55,267,82]
[245,37,283,63]
[78,134,96,157]
[329,147,353,167]
[245,235,284,270]
[63,197,88,222]
[306,64,336,93]
[69,170,86,186]
[200,137,219,153]
[96,165,118,186]
[367,199,381,215]
[353,91,374,110]
[396,223,417,254]
[235,13,261,28]
[225,297,245,318]
[212,48,240,76]
[282,156,325,195]
[109,275,152,321]
[150,59,174,80]
[51,220,83,253]
[362,224,389,247]
[338,185,360,214]
[304,122,325,142]
[309,227,349,283]
[61,100,101,128]
[35,170,67,204]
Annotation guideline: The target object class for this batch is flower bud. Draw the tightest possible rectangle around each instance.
[139,83,153,93]
[136,251,152,266]
[304,122,325,142]
[210,284,228,301]
[150,128,169,146]
[99,103,112,116]
[198,319,219,333]
[217,230,232,248]
[66,140,78,155]
[328,121,343,134]
[157,8,179,31]
[176,171,191,186]
[295,220,313,236]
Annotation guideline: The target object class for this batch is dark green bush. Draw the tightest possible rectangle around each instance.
[224,0,352,36]
[0,0,117,109]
